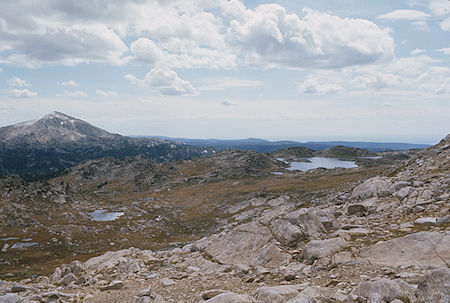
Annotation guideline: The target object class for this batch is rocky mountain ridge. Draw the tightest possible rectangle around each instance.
[163,138,430,153]
[0,135,448,301]
[0,112,213,179]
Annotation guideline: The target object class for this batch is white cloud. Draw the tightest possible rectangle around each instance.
[377,9,430,21]
[1,0,396,71]
[96,89,117,97]
[124,74,139,85]
[0,1,129,67]
[298,55,450,96]
[7,77,30,87]
[416,66,450,94]
[199,78,262,91]
[437,47,450,55]
[428,0,450,16]
[440,17,450,31]
[60,80,78,87]
[411,48,426,55]
[119,2,236,70]
[298,79,343,94]
[226,4,394,69]
[130,37,236,70]
[57,90,88,98]
[3,25,128,67]
[351,72,403,90]
[9,89,38,98]
[130,38,162,65]
[126,67,195,96]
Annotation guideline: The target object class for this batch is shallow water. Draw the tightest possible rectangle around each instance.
[280,157,357,171]
[1,237,19,241]
[88,210,124,221]
[10,242,38,249]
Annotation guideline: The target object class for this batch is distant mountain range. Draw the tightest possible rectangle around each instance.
[147,137,430,153]
[0,112,430,179]
[0,112,213,179]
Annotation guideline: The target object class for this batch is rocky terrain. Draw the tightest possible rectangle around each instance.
[0,112,213,179]
[0,133,448,302]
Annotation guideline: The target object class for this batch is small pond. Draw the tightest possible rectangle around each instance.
[1,237,19,241]
[88,210,124,222]
[10,242,38,249]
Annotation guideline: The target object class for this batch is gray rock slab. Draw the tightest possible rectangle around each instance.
[417,268,450,303]
[414,217,437,225]
[99,280,124,291]
[195,221,291,268]
[255,284,307,303]
[352,176,391,200]
[359,231,450,268]
[270,219,305,247]
[302,237,349,264]
[284,208,326,238]
[204,292,252,303]
[349,278,416,302]
[0,294,23,303]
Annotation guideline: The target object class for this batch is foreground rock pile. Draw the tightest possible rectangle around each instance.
[0,136,448,302]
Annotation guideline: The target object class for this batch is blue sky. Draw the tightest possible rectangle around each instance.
[0,0,449,144]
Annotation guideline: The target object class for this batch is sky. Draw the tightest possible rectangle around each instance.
[0,0,449,144]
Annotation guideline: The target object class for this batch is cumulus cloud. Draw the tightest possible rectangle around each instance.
[351,72,403,90]
[437,47,450,55]
[199,78,262,91]
[377,9,430,21]
[298,79,344,94]
[440,17,450,31]
[428,0,450,16]
[60,80,78,87]
[130,38,162,65]
[7,77,30,87]
[9,89,38,98]
[57,90,88,98]
[3,25,128,67]
[1,0,397,72]
[124,74,139,85]
[416,66,450,94]
[96,89,117,97]
[125,68,195,96]
[0,0,233,69]
[226,4,394,69]
[130,37,236,70]
[0,1,129,67]
[297,55,450,96]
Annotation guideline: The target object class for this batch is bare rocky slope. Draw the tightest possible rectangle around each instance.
[0,135,448,302]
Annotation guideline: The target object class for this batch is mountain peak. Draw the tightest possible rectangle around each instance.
[42,111,75,121]
[36,111,79,128]
[0,111,117,145]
